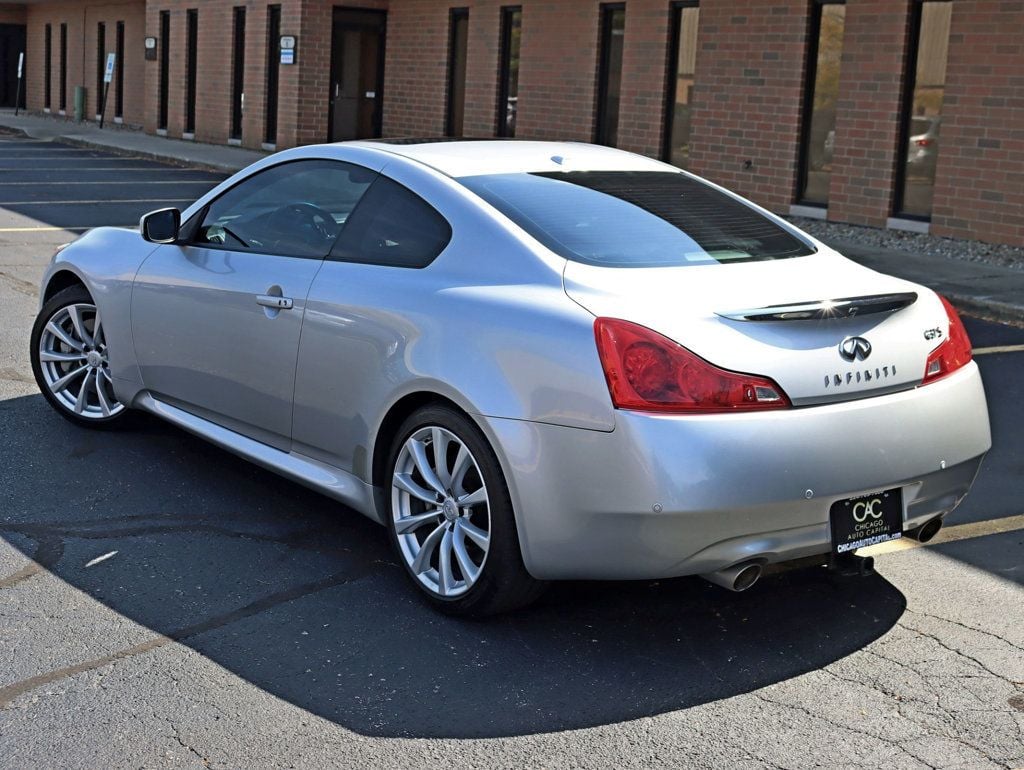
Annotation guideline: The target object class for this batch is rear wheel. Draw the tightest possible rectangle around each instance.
[385,405,544,616]
[30,285,130,429]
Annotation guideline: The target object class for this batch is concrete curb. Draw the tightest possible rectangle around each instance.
[944,294,1024,327]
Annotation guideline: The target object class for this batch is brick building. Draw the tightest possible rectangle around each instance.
[1,0,1022,245]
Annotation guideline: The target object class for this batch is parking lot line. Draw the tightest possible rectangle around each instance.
[861,513,1024,556]
[1,198,194,206]
[0,166,217,172]
[0,225,133,232]
[0,180,220,186]
[973,344,1024,355]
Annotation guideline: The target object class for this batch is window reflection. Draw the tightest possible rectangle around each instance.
[596,5,625,146]
[799,2,845,205]
[898,1,951,218]
[498,7,521,137]
[666,4,699,169]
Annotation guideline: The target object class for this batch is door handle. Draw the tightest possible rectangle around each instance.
[256,294,293,310]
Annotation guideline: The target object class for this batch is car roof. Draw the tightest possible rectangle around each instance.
[343,139,671,178]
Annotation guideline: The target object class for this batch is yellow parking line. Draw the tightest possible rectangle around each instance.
[974,344,1024,356]
[861,513,1024,556]
[1,198,191,206]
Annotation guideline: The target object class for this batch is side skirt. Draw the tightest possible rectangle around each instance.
[133,392,385,524]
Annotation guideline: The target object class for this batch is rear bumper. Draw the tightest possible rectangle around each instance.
[482,362,990,580]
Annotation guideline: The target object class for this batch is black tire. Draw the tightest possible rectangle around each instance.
[385,404,546,617]
[30,284,133,430]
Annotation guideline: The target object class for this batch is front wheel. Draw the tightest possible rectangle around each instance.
[385,405,545,617]
[30,285,131,429]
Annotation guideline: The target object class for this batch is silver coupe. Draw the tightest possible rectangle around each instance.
[30,140,991,615]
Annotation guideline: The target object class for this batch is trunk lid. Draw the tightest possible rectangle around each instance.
[563,251,948,406]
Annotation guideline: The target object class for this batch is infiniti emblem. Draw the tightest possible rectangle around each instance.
[839,336,872,362]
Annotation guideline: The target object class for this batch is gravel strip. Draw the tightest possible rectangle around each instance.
[787,216,1024,272]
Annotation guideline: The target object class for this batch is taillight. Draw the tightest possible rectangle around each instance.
[915,138,933,147]
[922,295,972,385]
[594,318,790,413]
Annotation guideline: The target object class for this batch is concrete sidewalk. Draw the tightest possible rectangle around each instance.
[1,108,1021,322]
[0,109,267,172]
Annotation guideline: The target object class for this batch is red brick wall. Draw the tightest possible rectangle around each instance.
[828,0,913,227]
[0,4,26,24]
[617,0,671,158]
[931,0,1024,245]
[687,0,811,214]
[380,0,448,136]
[24,1,145,125]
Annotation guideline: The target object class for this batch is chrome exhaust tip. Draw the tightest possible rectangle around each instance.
[910,517,943,543]
[701,562,763,592]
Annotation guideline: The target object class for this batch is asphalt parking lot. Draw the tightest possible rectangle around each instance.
[1,136,1022,769]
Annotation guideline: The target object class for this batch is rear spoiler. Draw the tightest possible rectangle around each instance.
[717,292,918,322]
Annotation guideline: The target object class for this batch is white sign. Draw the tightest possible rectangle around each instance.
[280,35,296,50]
[104,53,116,83]
[281,49,295,64]
[17,52,23,78]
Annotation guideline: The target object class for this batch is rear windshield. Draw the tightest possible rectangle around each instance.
[458,171,815,267]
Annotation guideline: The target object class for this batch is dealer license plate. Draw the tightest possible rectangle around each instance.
[830,488,903,554]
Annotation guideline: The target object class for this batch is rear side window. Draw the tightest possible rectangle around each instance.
[330,176,452,268]
[458,171,815,267]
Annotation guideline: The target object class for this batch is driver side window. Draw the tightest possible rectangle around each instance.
[192,159,377,259]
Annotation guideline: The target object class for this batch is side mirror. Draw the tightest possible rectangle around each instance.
[140,207,181,244]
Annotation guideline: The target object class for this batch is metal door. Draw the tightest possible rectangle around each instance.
[328,9,386,142]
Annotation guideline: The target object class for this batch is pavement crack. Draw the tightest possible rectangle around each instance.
[0,566,379,709]
[0,535,64,590]
[897,618,1018,684]
[903,607,1024,653]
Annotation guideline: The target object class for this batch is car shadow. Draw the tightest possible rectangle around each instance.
[1,393,907,738]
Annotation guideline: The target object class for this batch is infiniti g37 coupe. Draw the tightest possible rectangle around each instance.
[30,140,991,615]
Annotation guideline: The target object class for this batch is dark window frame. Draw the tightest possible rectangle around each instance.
[445,7,469,137]
[58,22,66,111]
[184,9,198,133]
[158,11,170,129]
[264,4,281,145]
[115,21,124,119]
[185,158,379,261]
[660,0,700,165]
[795,0,846,207]
[230,6,246,140]
[496,5,521,137]
[43,24,51,109]
[95,22,105,118]
[594,3,625,146]
[893,0,951,221]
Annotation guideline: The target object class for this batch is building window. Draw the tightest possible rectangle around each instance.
[115,21,124,119]
[59,23,66,112]
[43,24,51,109]
[663,2,699,168]
[595,4,625,146]
[231,6,246,140]
[264,4,281,145]
[497,6,521,137]
[185,10,198,133]
[158,11,169,130]
[797,1,846,206]
[95,23,105,119]
[896,0,951,219]
[446,8,469,137]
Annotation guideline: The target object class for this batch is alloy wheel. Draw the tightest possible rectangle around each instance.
[391,426,491,598]
[38,302,124,419]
